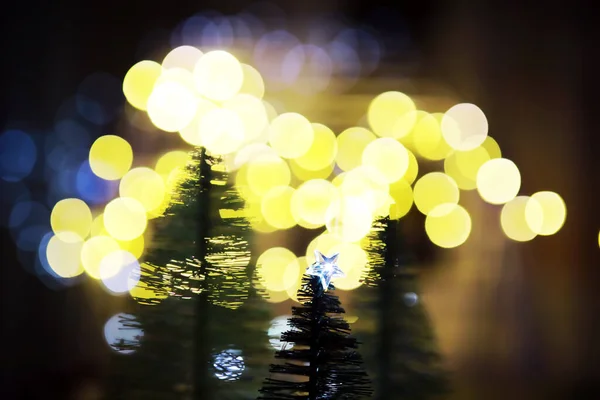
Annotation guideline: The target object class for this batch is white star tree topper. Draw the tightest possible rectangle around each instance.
[306,250,345,291]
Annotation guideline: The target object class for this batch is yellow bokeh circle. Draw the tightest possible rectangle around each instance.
[256,247,299,292]
[268,113,314,159]
[239,64,265,99]
[51,198,92,239]
[442,103,489,151]
[103,197,148,241]
[501,196,542,242]
[294,123,338,171]
[444,153,477,190]
[325,196,373,243]
[413,172,460,215]
[162,45,203,71]
[528,191,567,236]
[306,233,346,264]
[425,203,472,248]
[193,50,243,102]
[89,135,133,180]
[46,231,85,278]
[147,81,198,132]
[123,60,163,111]
[178,98,219,146]
[119,167,166,216]
[261,186,297,230]
[246,154,291,197]
[81,235,121,279]
[389,179,414,220]
[329,242,369,290]
[155,151,190,181]
[289,159,334,182]
[223,94,269,144]
[362,137,409,184]
[198,108,245,155]
[402,149,419,185]
[476,158,521,205]
[482,136,502,159]
[367,91,417,139]
[335,127,376,172]
[291,179,338,227]
[412,113,453,160]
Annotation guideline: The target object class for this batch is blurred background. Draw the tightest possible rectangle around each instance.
[1,0,598,399]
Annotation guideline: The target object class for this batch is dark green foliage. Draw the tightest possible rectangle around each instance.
[258,275,372,399]
[107,147,271,399]
[359,217,449,400]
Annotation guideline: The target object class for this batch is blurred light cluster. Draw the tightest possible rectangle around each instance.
[167,4,385,94]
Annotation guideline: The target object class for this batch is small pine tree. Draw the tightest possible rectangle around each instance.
[108,147,271,399]
[362,217,449,400]
[258,272,372,399]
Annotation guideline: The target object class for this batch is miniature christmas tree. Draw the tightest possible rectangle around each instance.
[108,147,271,400]
[362,217,449,400]
[258,251,372,399]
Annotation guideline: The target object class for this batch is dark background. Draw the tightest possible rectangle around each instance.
[2,1,597,398]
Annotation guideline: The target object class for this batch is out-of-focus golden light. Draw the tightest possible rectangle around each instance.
[413,172,460,215]
[147,81,198,132]
[441,103,489,151]
[340,166,389,213]
[425,203,472,248]
[362,137,409,184]
[413,113,453,160]
[155,151,189,181]
[293,123,337,171]
[401,149,419,185]
[289,159,334,181]
[326,196,373,243]
[268,112,314,159]
[501,196,543,242]
[46,231,85,278]
[162,45,203,71]
[193,50,243,102]
[81,235,121,279]
[482,136,502,159]
[246,153,291,197]
[199,108,245,155]
[451,145,491,191]
[119,167,165,216]
[116,234,145,259]
[223,94,269,144]
[329,242,368,290]
[291,179,338,227]
[51,198,92,239]
[263,289,290,303]
[389,179,414,220]
[239,64,265,99]
[477,158,521,205]
[231,143,277,171]
[256,247,299,292]
[123,60,163,111]
[244,199,278,233]
[367,91,417,139]
[261,186,296,230]
[178,98,218,146]
[155,67,195,89]
[89,135,133,180]
[444,153,476,190]
[528,191,567,236]
[90,213,108,236]
[335,127,376,172]
[103,197,148,241]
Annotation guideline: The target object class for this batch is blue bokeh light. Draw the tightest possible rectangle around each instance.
[76,160,118,205]
[76,72,123,126]
[0,129,38,182]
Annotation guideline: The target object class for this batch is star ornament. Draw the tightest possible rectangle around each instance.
[306,251,345,291]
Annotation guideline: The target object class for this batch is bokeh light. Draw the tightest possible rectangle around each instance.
[328,242,368,290]
[76,161,119,205]
[501,196,543,242]
[154,150,190,181]
[326,196,373,243]
[103,197,148,241]
[100,250,141,294]
[123,60,163,111]
[162,45,203,71]
[213,349,245,381]
[245,153,291,197]
[199,108,245,155]
[193,50,243,102]
[389,179,414,220]
[412,113,453,160]
[46,231,85,278]
[50,198,92,238]
[260,185,296,230]
[289,159,334,182]
[256,247,298,292]
[268,113,314,159]
[104,313,143,354]
[335,127,376,172]
[268,315,294,350]
[81,235,121,279]
[293,123,337,171]
[362,138,409,184]
[528,191,567,236]
[239,64,265,99]
[442,103,489,151]
[413,172,460,215]
[367,91,417,139]
[147,81,198,132]
[291,179,338,228]
[477,158,521,205]
[89,135,133,180]
[119,167,166,216]
[223,94,269,144]
[178,98,218,146]
[425,203,472,248]
[0,130,37,182]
